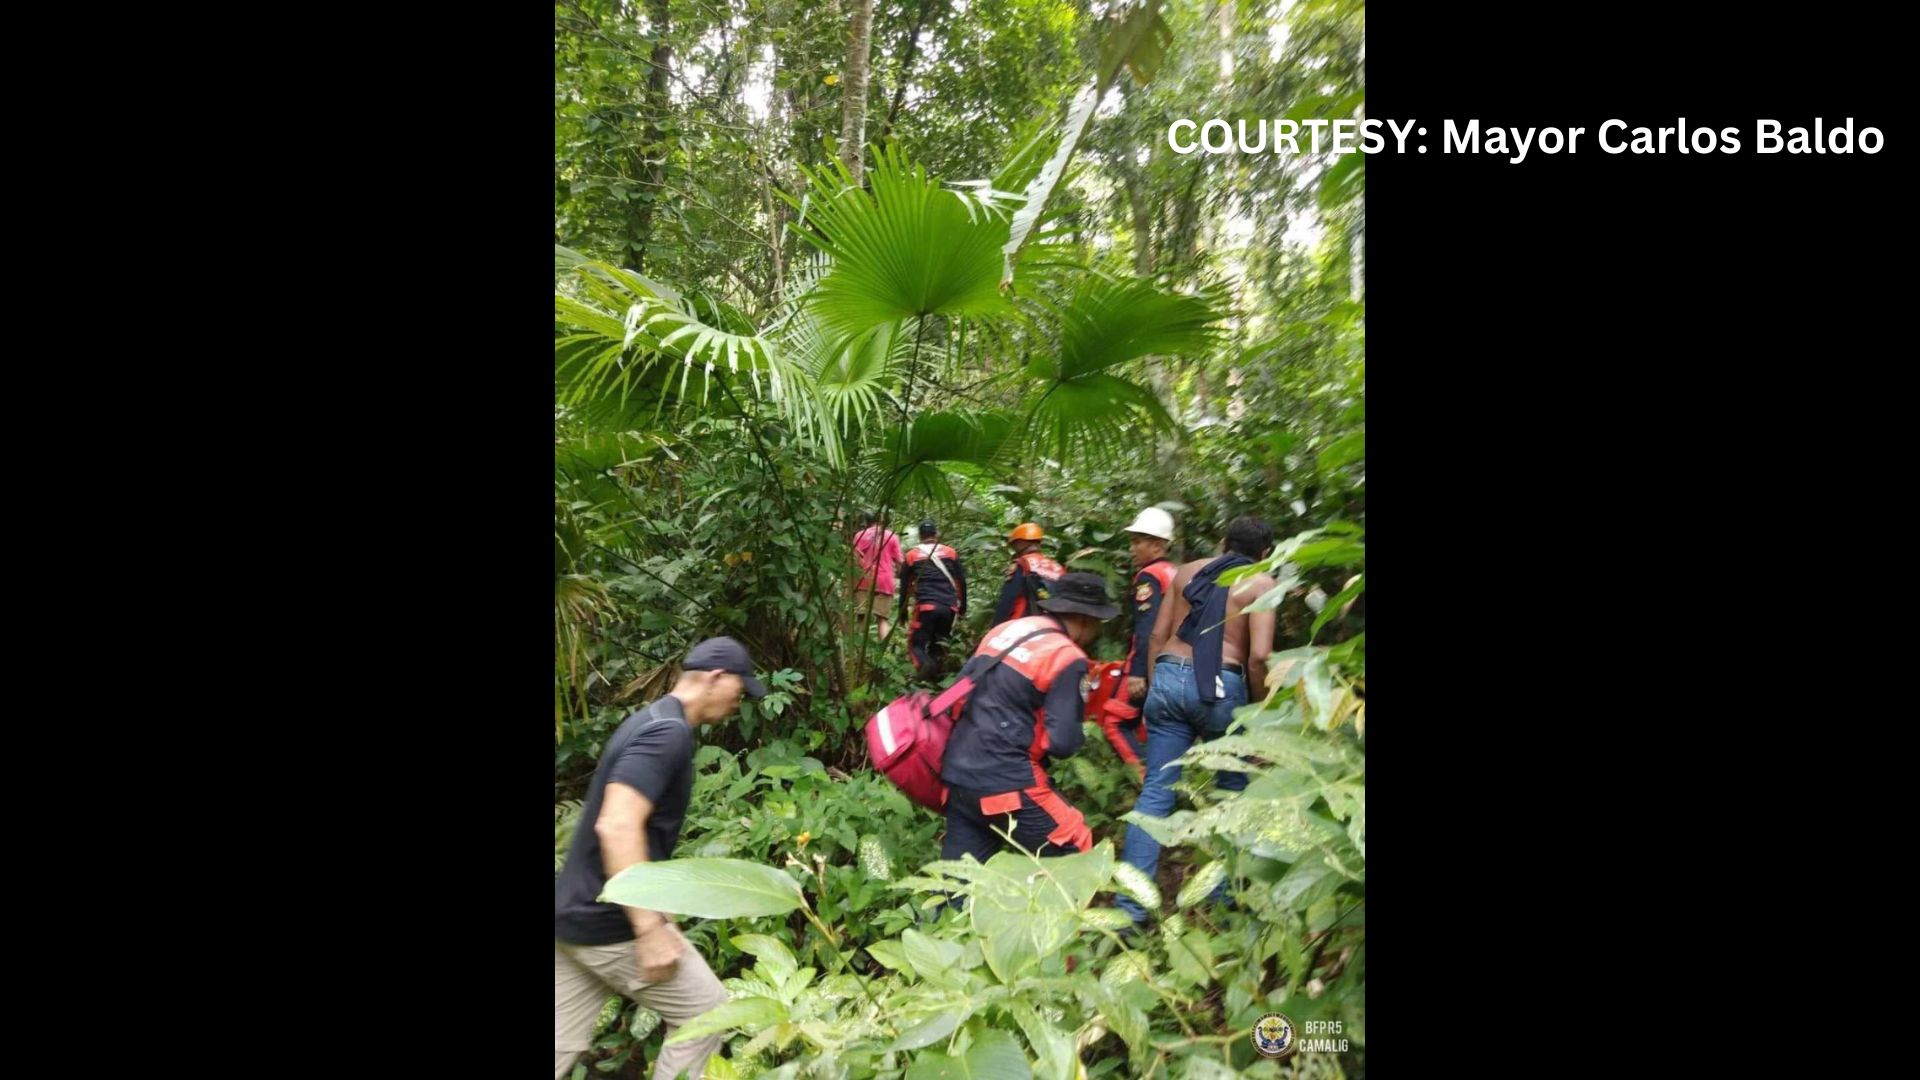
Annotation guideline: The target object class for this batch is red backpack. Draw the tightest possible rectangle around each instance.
[865,625,1061,811]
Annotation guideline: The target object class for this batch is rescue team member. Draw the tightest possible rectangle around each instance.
[1095,507,1180,774]
[852,511,903,640]
[990,522,1066,625]
[555,637,766,1080]
[898,519,968,680]
[1115,517,1277,926]
[940,572,1120,862]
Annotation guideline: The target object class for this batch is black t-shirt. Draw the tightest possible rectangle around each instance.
[554,695,696,945]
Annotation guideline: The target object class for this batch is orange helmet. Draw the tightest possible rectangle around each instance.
[1008,522,1045,541]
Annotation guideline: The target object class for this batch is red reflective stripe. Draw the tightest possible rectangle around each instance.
[1098,705,1143,767]
[1142,560,1176,591]
[1025,765,1091,851]
[980,791,1021,815]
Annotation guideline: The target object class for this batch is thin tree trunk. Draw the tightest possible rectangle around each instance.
[880,0,937,141]
[1351,43,1366,302]
[1122,169,1155,275]
[837,0,875,184]
[633,0,673,271]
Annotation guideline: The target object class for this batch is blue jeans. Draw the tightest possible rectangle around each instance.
[1116,661,1248,923]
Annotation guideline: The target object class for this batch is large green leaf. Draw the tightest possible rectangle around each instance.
[770,297,906,452]
[905,1029,1032,1080]
[1317,430,1366,471]
[1271,857,1338,910]
[1109,861,1162,913]
[601,858,807,918]
[1319,149,1366,210]
[1009,1000,1077,1080]
[789,147,1012,346]
[1177,1058,1242,1080]
[868,410,1017,507]
[555,248,842,461]
[1026,842,1115,911]
[1311,574,1365,640]
[1039,275,1222,380]
[968,854,1080,982]
[890,1010,967,1053]
[865,939,914,976]
[1007,275,1218,465]
[902,928,966,982]
[660,996,788,1046]
[1176,861,1230,909]
[731,933,798,983]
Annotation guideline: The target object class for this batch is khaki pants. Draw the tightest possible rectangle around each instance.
[554,933,728,1080]
[854,587,896,639]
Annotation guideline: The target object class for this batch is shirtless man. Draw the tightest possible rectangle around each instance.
[1114,515,1276,926]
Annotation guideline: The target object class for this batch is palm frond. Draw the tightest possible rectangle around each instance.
[862,409,1015,508]
[1005,274,1222,466]
[774,310,908,442]
[554,247,847,464]
[1038,273,1223,379]
[785,147,1013,347]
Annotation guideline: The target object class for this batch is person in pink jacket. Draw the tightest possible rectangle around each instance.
[851,511,903,640]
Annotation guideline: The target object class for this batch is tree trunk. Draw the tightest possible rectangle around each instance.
[1122,169,1156,275]
[632,0,673,272]
[1351,42,1367,302]
[837,0,875,185]
[880,0,938,141]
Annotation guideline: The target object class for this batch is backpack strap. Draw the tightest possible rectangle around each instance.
[926,624,1063,715]
[920,543,960,594]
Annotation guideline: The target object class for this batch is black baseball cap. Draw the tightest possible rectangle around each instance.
[918,519,938,536]
[683,636,767,698]
[1039,572,1120,620]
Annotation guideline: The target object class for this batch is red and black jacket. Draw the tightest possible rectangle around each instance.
[1125,558,1178,677]
[901,542,967,613]
[940,615,1088,795]
[991,551,1066,625]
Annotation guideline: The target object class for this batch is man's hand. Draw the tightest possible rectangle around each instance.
[635,921,686,983]
[1127,676,1148,704]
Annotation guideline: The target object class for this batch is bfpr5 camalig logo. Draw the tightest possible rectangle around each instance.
[1251,1013,1296,1059]
[1252,1012,1353,1059]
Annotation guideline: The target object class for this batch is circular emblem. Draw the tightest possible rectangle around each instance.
[1251,1012,1297,1059]
[1135,582,1153,602]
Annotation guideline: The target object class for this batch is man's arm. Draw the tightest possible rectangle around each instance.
[992,566,1022,625]
[1041,659,1088,759]
[1127,573,1164,678]
[1148,578,1181,679]
[595,783,671,939]
[952,552,968,616]
[1246,575,1277,702]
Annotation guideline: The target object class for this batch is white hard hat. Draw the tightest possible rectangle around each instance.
[1124,507,1175,541]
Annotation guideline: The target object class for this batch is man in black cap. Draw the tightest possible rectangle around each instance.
[554,636,766,1080]
[939,572,1119,863]
[898,519,967,681]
